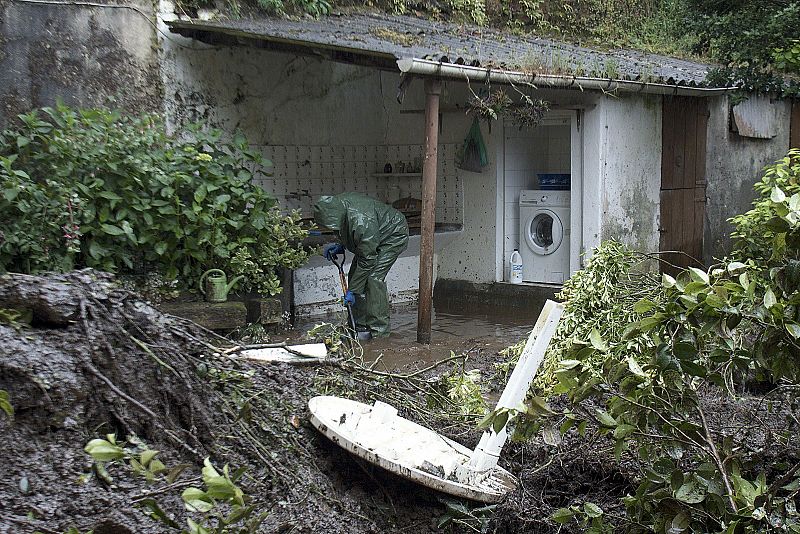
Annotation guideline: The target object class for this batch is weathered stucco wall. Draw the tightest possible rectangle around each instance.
[0,0,162,127]
[433,84,499,284]
[704,95,792,263]
[595,94,662,253]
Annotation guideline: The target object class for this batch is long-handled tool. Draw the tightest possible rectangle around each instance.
[330,252,358,338]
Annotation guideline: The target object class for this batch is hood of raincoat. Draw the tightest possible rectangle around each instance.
[313,195,347,231]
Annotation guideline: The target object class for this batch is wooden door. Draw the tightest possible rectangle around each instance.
[660,97,708,274]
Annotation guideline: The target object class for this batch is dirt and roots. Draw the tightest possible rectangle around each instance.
[0,270,636,533]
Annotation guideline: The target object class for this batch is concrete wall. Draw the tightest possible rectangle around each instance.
[0,0,162,127]
[557,91,662,273]
[704,95,792,263]
[436,165,498,282]
[593,94,663,253]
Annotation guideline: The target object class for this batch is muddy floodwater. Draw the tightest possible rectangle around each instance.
[289,303,539,370]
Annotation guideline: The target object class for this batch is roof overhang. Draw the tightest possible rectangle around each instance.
[168,19,400,70]
[167,19,738,97]
[397,58,737,97]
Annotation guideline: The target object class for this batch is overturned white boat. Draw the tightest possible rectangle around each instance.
[308,300,564,503]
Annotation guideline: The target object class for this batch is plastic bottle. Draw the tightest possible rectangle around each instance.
[510,249,523,284]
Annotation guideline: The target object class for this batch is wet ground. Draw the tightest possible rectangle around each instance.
[286,303,538,370]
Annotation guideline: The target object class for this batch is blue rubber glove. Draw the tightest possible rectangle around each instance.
[343,290,355,307]
[323,242,344,261]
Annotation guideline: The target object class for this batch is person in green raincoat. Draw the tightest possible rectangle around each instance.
[313,193,409,338]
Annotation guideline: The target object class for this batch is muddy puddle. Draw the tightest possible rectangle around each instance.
[287,303,538,371]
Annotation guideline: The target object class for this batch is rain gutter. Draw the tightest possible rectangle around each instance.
[397,58,737,97]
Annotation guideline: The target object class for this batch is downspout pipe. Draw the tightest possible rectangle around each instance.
[397,58,737,97]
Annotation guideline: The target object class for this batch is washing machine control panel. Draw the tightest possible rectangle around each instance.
[519,190,570,207]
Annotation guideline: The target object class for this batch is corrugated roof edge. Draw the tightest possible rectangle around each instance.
[398,58,738,97]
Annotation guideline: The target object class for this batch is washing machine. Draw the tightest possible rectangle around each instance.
[519,190,570,284]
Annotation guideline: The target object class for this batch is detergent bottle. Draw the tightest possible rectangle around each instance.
[510,249,523,284]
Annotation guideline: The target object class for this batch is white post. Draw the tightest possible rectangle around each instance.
[468,300,564,471]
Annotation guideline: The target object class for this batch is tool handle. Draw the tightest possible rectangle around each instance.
[330,251,345,269]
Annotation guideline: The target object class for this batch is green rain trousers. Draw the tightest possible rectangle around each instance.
[313,193,409,337]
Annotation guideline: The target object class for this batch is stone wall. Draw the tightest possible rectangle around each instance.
[0,0,162,127]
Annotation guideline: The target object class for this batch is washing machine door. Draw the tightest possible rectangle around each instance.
[524,209,563,255]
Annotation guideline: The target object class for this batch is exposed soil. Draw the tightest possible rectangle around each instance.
[0,270,631,533]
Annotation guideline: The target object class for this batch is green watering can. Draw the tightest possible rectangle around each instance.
[199,269,244,303]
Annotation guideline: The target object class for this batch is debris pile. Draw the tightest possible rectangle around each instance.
[0,270,446,532]
[0,269,634,533]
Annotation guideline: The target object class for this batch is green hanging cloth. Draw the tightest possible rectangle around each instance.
[460,117,489,173]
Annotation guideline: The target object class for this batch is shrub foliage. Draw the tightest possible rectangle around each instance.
[0,104,309,294]
[490,150,800,533]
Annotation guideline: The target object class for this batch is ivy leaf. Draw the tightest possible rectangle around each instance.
[675,481,706,504]
[727,261,747,273]
[140,449,159,468]
[492,409,510,434]
[613,423,636,440]
[764,288,777,309]
[84,438,124,462]
[194,185,208,203]
[552,507,574,524]
[542,426,562,446]
[98,191,122,201]
[771,186,786,203]
[186,517,212,534]
[627,356,647,377]
[100,223,125,236]
[789,193,800,212]
[786,323,800,339]
[583,502,603,518]
[527,396,554,416]
[594,409,617,428]
[589,329,608,351]
[182,487,214,513]
[668,511,691,533]
[634,298,656,314]
[0,390,13,418]
[477,410,496,430]
[688,267,710,285]
[3,187,20,202]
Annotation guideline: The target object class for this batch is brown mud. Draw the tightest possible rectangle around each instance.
[0,270,629,533]
[287,304,533,371]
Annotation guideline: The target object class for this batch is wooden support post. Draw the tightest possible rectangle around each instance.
[417,78,441,344]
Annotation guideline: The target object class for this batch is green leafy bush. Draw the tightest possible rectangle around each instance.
[0,104,309,294]
[684,1,800,96]
[731,149,800,266]
[84,436,264,533]
[491,150,800,532]
[774,39,800,74]
[497,241,663,397]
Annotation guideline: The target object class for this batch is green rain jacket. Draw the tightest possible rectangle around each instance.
[313,193,409,294]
